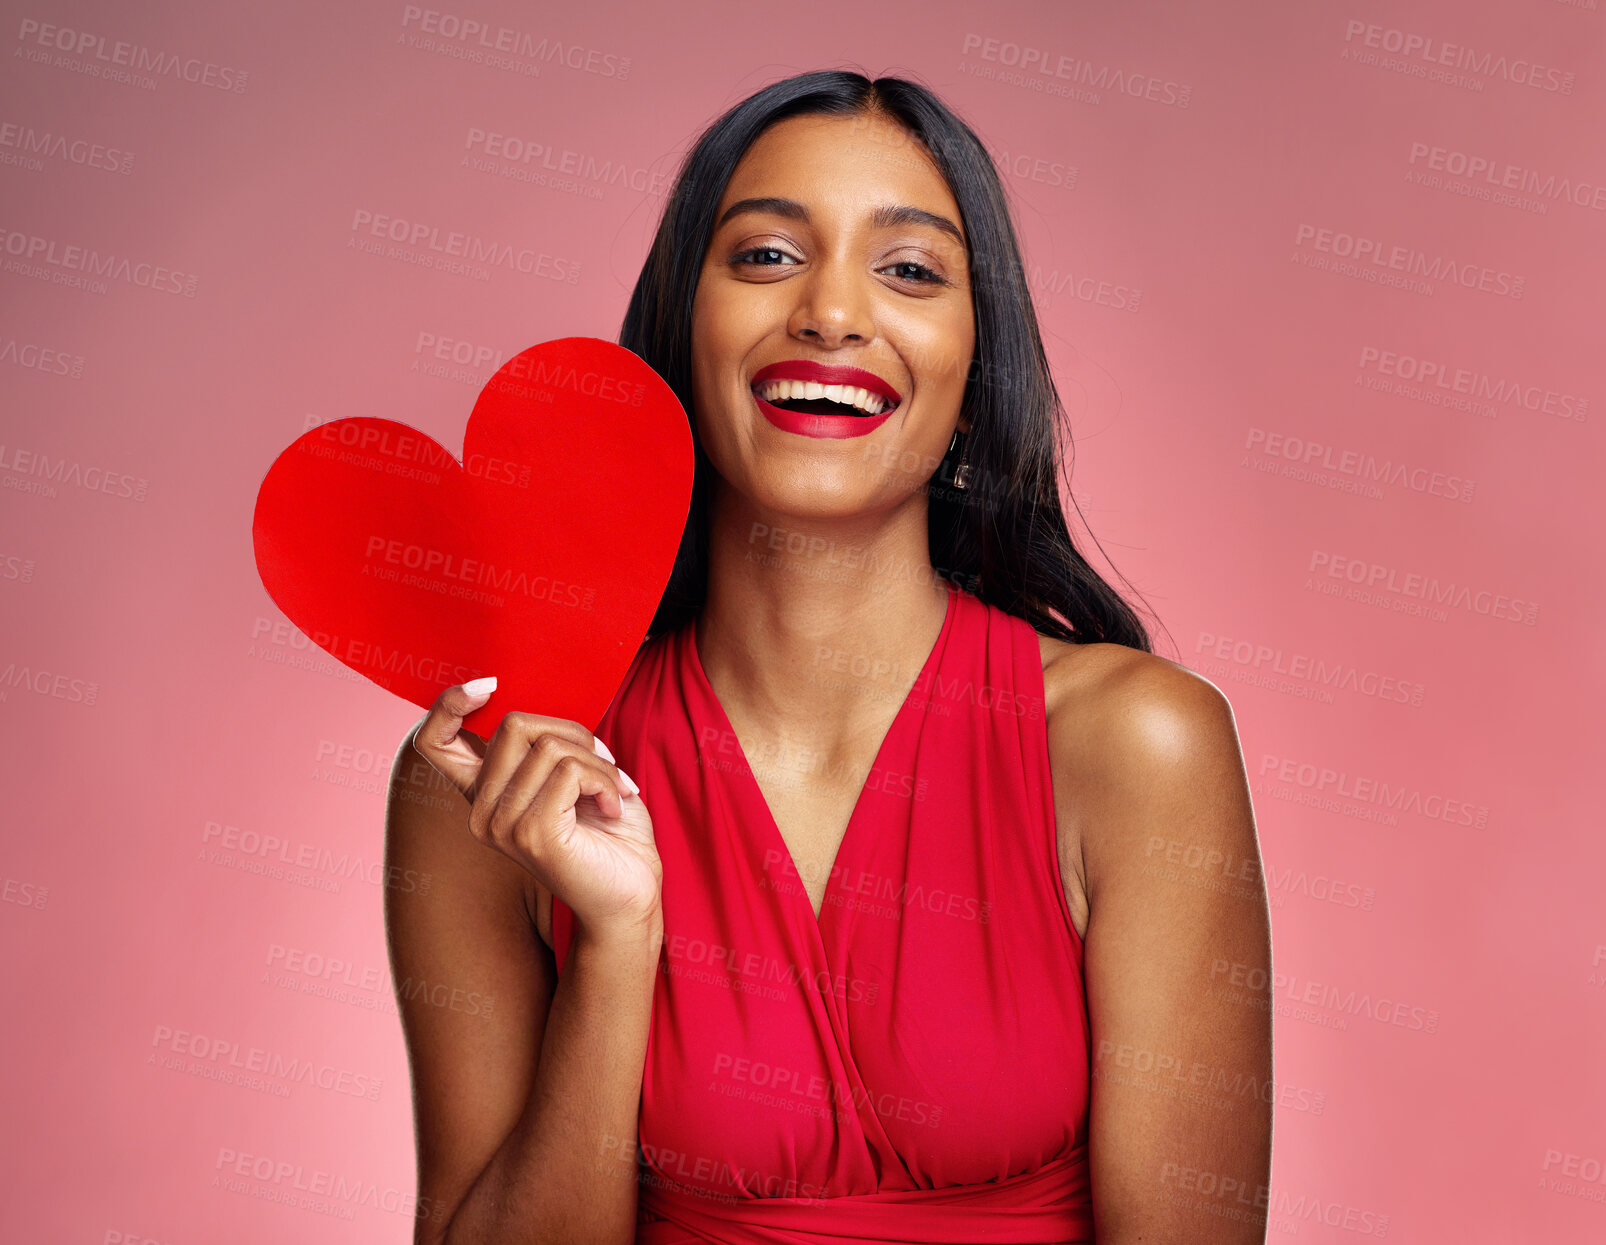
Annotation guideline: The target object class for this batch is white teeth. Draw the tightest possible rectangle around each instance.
[754,378,891,416]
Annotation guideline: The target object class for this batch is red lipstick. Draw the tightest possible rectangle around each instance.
[750,360,902,440]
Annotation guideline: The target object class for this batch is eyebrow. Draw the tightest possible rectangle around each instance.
[715,196,966,248]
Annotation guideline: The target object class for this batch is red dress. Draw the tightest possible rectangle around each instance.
[551,581,1096,1243]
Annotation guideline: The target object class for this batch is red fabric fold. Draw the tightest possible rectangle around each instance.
[636,1144,1095,1244]
[557,584,1097,1243]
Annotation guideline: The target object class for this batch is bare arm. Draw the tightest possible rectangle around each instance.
[384,718,662,1245]
[1051,653,1274,1243]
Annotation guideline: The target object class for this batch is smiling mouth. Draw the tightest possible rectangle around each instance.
[750,380,901,418]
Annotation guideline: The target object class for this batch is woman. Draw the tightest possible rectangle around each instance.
[385,70,1273,1245]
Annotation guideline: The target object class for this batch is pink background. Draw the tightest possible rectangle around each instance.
[3,0,1603,1240]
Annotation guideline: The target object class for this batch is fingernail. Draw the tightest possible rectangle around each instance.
[592,736,616,764]
[616,767,640,797]
[463,675,496,697]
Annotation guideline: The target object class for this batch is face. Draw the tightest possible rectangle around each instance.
[690,111,976,520]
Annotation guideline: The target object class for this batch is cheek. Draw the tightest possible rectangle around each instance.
[908,316,975,398]
[689,285,727,404]
[691,287,747,379]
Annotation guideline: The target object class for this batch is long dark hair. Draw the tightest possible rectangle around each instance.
[620,68,1161,653]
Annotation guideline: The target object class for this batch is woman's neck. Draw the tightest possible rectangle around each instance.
[694,485,951,746]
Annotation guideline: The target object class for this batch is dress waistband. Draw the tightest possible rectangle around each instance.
[635,1143,1096,1245]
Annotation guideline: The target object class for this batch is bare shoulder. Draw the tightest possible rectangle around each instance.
[1036,633,1233,742]
[1034,646,1272,1239]
[1035,634,1242,932]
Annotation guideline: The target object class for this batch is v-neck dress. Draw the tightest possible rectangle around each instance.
[550,581,1096,1244]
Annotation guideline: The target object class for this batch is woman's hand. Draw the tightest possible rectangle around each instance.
[410,676,663,940]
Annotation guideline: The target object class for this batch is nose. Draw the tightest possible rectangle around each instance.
[786,256,873,348]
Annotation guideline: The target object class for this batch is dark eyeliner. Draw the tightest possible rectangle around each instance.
[729,247,949,287]
[730,246,796,267]
[882,260,950,287]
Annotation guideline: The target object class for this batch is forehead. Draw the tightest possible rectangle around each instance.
[719,113,959,220]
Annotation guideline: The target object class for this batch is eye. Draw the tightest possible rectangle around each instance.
[731,246,800,268]
[880,259,949,286]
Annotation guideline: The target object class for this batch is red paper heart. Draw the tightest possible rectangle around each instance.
[252,337,693,739]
